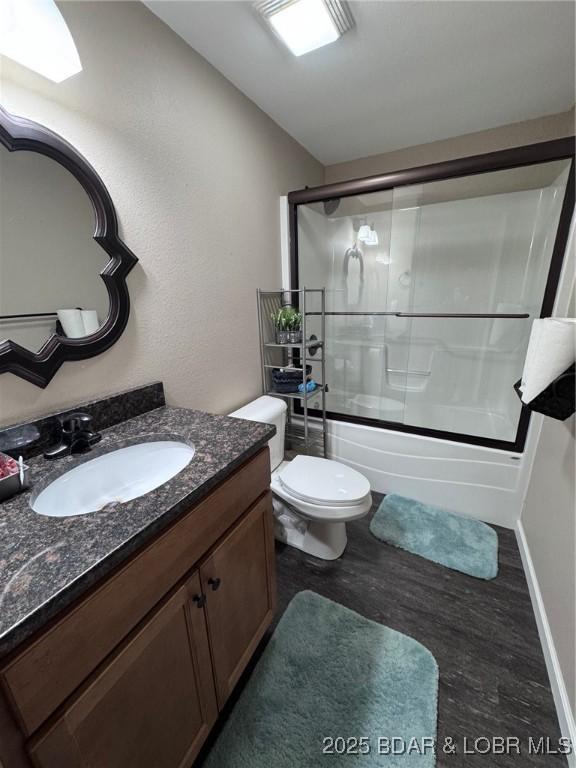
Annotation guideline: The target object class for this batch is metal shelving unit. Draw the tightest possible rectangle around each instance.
[257,287,327,457]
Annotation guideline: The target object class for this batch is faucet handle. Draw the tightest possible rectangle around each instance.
[44,413,100,460]
[62,412,93,435]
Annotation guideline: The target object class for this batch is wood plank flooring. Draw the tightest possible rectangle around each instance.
[199,492,567,767]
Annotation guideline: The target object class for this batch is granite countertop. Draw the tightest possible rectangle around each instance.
[0,406,274,657]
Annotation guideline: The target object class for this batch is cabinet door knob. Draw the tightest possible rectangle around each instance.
[193,593,207,608]
[208,577,221,591]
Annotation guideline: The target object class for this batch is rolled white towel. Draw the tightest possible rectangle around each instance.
[520,318,576,403]
[57,309,84,338]
[81,310,100,335]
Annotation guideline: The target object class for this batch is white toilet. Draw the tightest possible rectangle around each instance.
[230,396,372,560]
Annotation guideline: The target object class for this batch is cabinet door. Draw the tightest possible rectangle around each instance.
[29,573,217,768]
[200,492,276,708]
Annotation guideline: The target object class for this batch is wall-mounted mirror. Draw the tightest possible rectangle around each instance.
[1,149,111,351]
[0,107,138,387]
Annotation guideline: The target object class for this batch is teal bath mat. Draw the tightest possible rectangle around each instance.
[370,494,498,580]
[205,591,438,767]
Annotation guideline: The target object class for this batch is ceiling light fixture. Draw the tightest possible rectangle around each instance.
[358,223,378,246]
[364,229,379,246]
[357,224,371,242]
[255,0,354,57]
[0,0,82,83]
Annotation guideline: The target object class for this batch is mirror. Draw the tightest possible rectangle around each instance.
[0,107,138,387]
[1,148,111,352]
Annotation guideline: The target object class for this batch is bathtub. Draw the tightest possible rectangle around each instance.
[300,415,527,529]
[327,392,517,442]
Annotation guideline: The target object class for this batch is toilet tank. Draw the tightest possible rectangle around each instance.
[229,396,287,471]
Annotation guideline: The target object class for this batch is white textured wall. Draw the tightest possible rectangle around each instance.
[0,1,322,425]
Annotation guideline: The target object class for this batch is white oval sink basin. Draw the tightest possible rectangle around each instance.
[31,440,195,517]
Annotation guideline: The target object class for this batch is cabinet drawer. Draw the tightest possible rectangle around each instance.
[1,448,270,735]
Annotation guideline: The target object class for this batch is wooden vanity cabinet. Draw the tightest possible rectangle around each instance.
[200,493,276,709]
[29,574,218,768]
[0,449,275,768]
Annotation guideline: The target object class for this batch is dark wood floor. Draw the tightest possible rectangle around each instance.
[273,493,566,767]
[199,493,566,767]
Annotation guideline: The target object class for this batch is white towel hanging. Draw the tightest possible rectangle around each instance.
[519,318,576,403]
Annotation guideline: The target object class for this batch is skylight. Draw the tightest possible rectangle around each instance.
[0,0,82,83]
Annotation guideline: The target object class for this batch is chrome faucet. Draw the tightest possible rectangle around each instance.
[44,413,102,460]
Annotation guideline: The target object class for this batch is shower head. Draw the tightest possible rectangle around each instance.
[323,198,340,216]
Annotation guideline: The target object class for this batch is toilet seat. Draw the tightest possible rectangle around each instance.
[278,455,371,507]
[271,458,372,523]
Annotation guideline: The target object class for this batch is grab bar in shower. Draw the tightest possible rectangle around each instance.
[386,367,431,377]
[305,311,530,318]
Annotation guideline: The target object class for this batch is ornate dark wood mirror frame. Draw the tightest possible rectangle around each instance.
[0,106,138,388]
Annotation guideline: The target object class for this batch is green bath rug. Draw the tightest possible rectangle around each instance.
[370,494,498,580]
[204,591,438,767]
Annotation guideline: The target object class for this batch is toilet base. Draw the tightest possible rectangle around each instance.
[273,496,348,560]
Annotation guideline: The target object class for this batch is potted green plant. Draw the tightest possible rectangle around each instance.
[271,306,291,344]
[288,309,303,343]
[271,306,303,344]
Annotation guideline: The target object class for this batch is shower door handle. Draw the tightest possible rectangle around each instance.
[304,312,529,318]
[394,312,530,319]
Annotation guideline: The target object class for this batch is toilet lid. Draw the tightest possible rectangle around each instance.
[279,455,370,507]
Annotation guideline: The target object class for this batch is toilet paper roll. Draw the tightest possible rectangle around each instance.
[520,318,576,403]
[81,310,100,335]
[57,309,85,339]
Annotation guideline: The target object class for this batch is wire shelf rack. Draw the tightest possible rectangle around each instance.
[257,287,327,458]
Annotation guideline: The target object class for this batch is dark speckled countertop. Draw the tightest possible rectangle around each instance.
[0,406,274,657]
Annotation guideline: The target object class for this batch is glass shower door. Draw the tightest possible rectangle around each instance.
[393,159,571,442]
[297,192,410,426]
[294,154,572,448]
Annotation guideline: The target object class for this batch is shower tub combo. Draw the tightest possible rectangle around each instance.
[285,139,575,527]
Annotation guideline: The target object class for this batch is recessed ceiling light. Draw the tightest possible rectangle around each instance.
[255,0,354,57]
[0,0,82,83]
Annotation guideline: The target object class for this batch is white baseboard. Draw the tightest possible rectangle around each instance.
[516,520,576,766]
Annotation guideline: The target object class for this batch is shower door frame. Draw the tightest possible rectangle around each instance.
[288,137,576,452]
